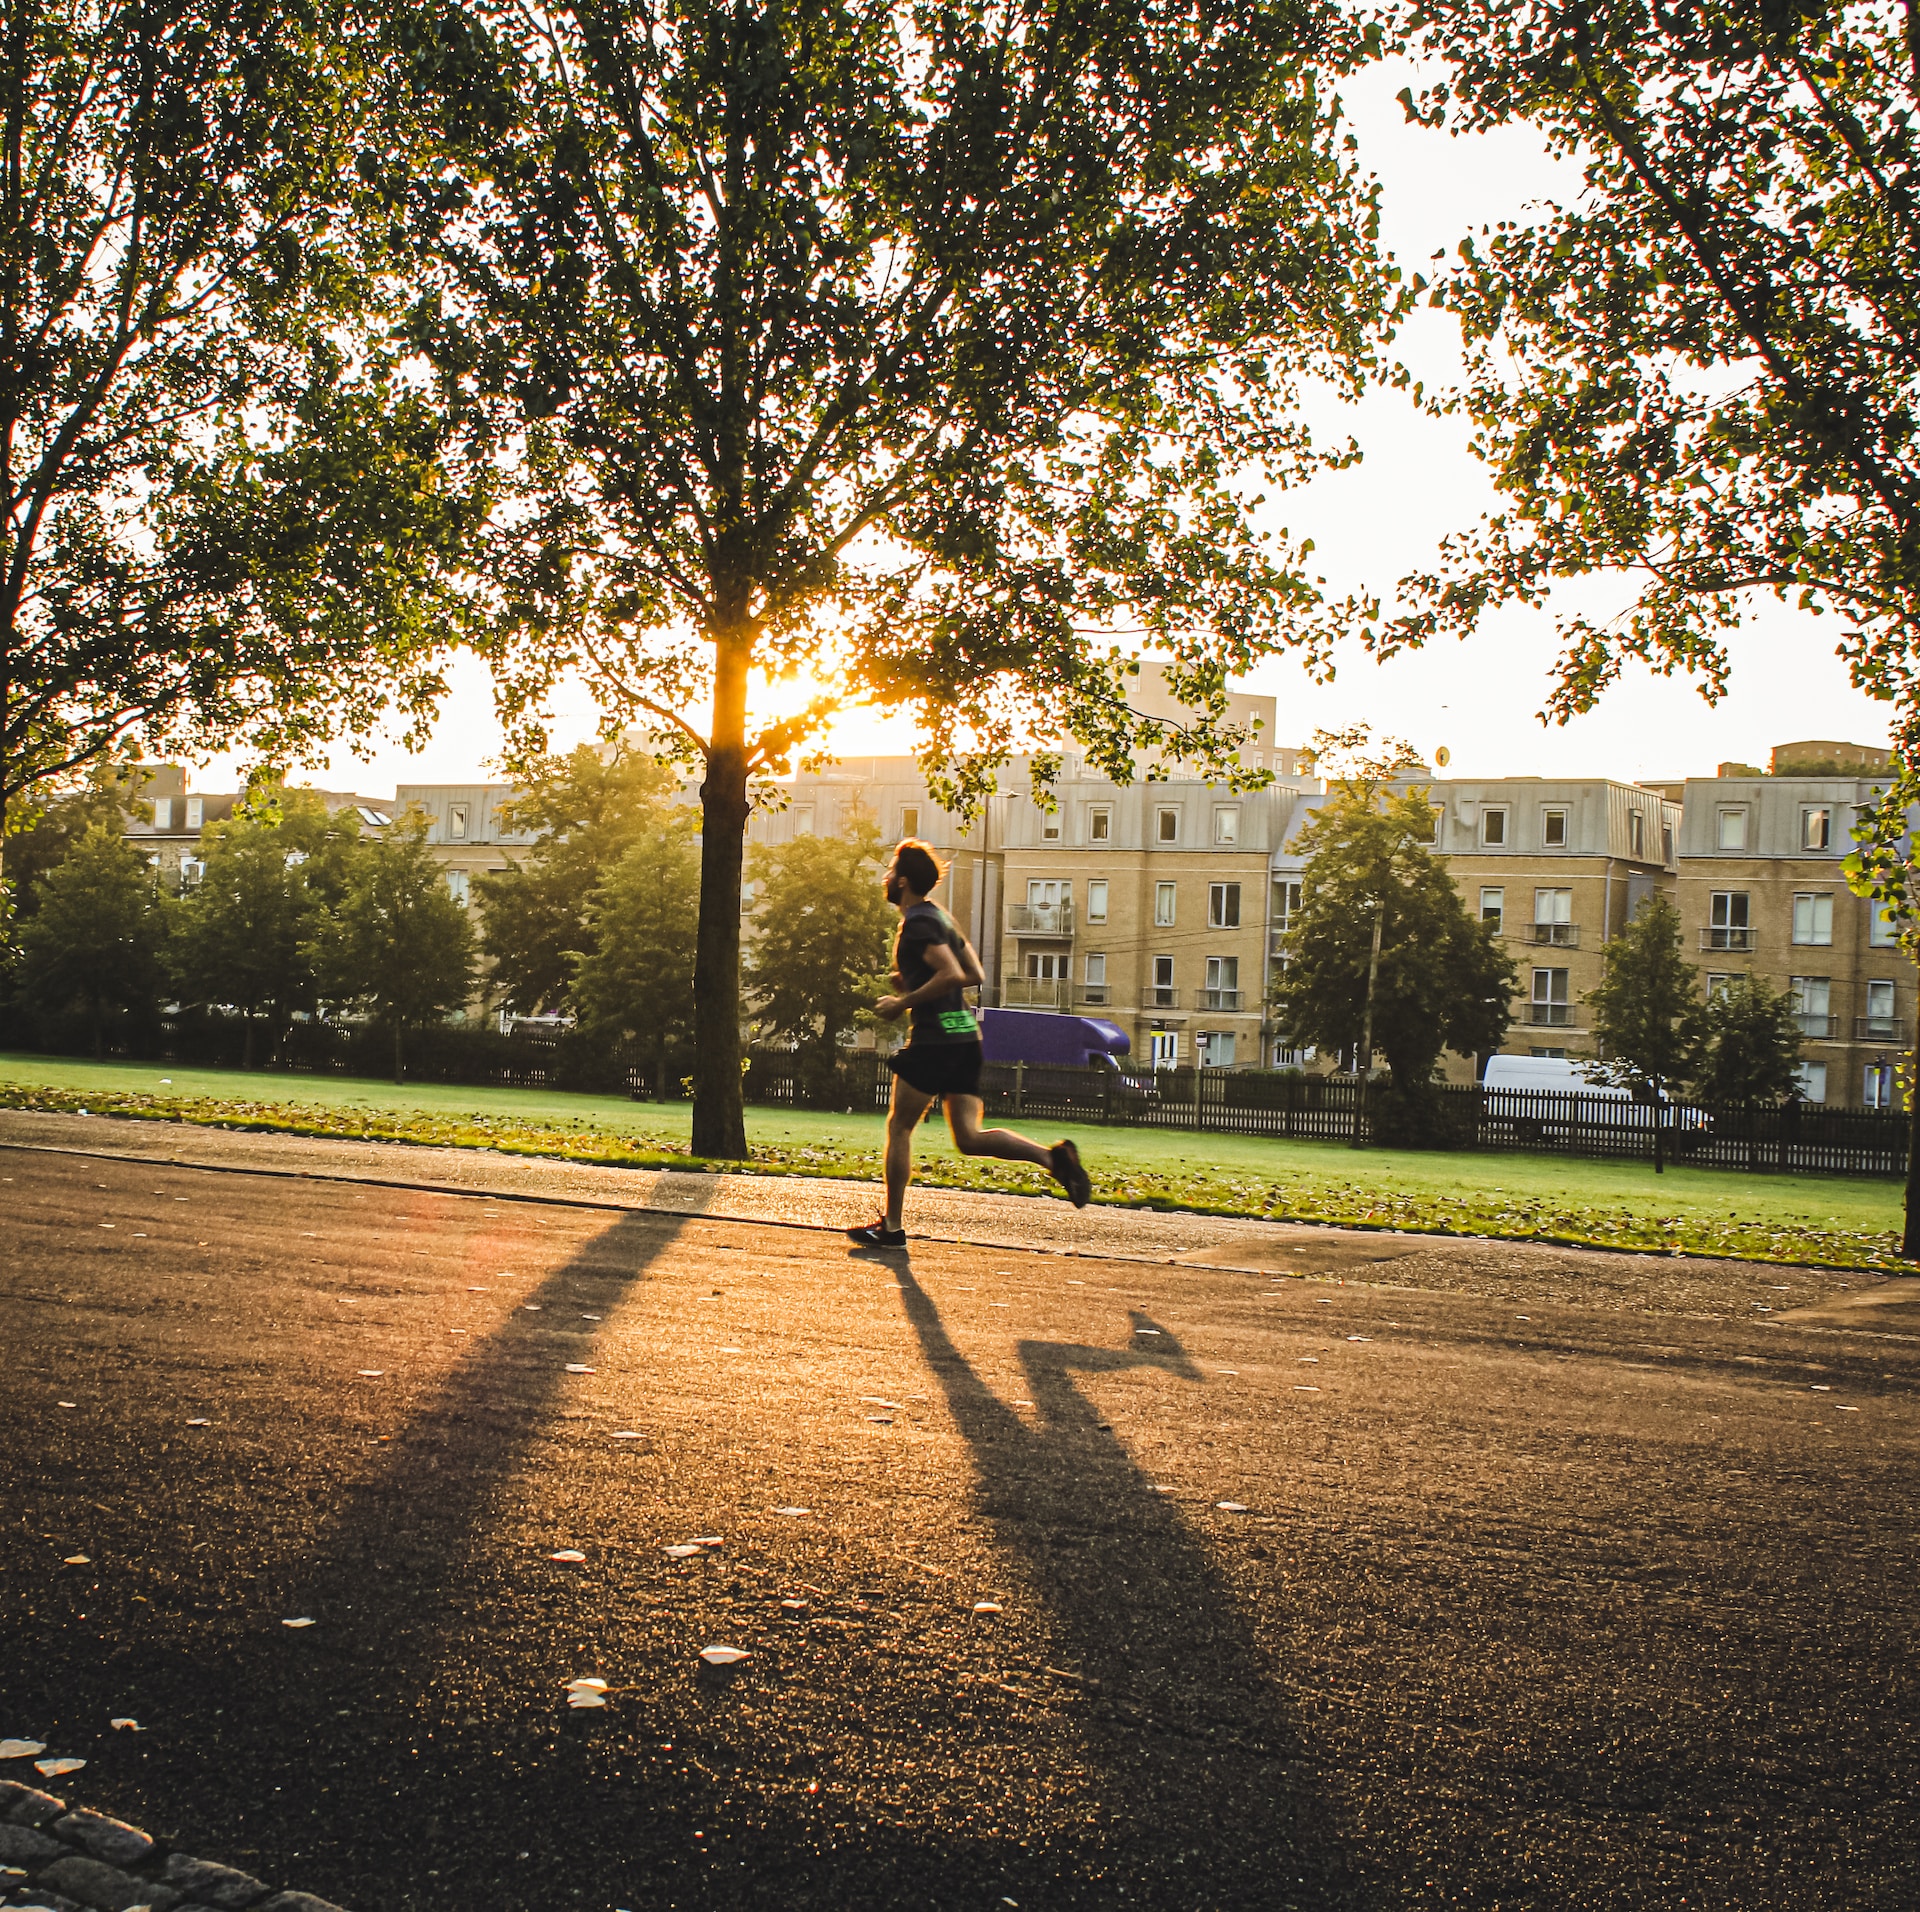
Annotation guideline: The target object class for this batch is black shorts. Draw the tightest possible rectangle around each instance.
[888,1041,984,1099]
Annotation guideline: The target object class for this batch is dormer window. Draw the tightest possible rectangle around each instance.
[1480,807,1507,846]
[1542,807,1567,847]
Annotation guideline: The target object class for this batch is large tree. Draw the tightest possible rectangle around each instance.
[1270,779,1516,1097]
[1693,971,1803,1109]
[475,745,687,1015]
[1585,895,1704,1172]
[0,0,482,871]
[745,814,894,1104]
[395,0,1401,1155]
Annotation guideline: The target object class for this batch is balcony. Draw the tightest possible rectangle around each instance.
[1795,1012,1838,1039]
[1001,977,1071,1010]
[1008,902,1074,936]
[1526,1003,1575,1026]
[1528,922,1580,947]
[1701,926,1755,951]
[1197,988,1244,1011]
[1141,985,1183,1011]
[1855,1016,1909,1044]
[1079,984,1111,1008]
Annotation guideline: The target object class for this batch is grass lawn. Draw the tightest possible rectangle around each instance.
[0,1051,1906,1272]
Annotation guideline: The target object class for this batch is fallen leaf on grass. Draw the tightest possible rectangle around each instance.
[549,1550,588,1564]
[1215,1502,1251,1513]
[110,1718,142,1732]
[781,1599,808,1611]
[35,1757,84,1777]
[972,1601,1003,1614]
[771,1507,811,1517]
[186,1418,211,1427]
[1293,1385,1321,1393]
[63,1555,89,1566]
[699,1646,750,1666]
[664,1545,702,1559]
[0,1740,46,1759]
[281,1617,315,1629]
[564,1677,609,1709]
[693,1536,722,1547]
[356,1369,384,1378]
[859,1397,901,1409]
[610,1429,644,1440]
[564,1364,595,1374]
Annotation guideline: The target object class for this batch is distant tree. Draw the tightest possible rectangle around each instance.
[170,784,362,1069]
[314,818,475,1079]
[1693,974,1802,1109]
[2,767,148,955]
[569,824,702,1096]
[745,819,895,1105]
[476,748,686,1016]
[1585,895,1705,1172]
[16,824,169,1057]
[1270,780,1516,1110]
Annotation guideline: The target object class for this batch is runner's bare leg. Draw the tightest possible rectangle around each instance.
[885,1076,939,1229]
[943,1095,1057,1169]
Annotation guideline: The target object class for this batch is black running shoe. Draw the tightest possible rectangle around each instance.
[847,1217,908,1247]
[1051,1139,1092,1208]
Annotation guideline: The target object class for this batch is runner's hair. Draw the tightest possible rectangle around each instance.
[893,839,943,895]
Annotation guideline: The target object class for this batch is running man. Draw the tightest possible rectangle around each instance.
[847,839,1092,1248]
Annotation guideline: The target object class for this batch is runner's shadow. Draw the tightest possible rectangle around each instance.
[893,1260,1370,1906]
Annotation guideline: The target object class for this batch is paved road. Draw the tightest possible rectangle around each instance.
[2,1132,1916,1909]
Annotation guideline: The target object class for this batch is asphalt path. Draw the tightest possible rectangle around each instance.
[2,1134,1917,1909]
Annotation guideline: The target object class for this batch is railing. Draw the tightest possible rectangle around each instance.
[1196,988,1243,1011]
[1701,926,1755,950]
[1527,1003,1574,1026]
[1007,902,1074,935]
[1000,976,1071,1010]
[1141,985,1182,1010]
[1855,1016,1908,1044]
[1529,922,1579,947]
[1795,1012,1838,1038]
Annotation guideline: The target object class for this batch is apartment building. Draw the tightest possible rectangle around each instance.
[125,765,390,888]
[395,781,540,903]
[1673,760,1908,1108]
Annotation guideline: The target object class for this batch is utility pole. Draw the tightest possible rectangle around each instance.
[1352,898,1384,1148]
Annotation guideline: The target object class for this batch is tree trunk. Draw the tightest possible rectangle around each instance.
[1653,1079,1665,1175]
[1904,1072,1920,1259]
[692,632,751,1159]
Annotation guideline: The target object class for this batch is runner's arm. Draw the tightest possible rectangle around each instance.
[875,940,969,1020]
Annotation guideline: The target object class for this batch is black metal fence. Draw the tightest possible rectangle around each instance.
[4,1011,1906,1178]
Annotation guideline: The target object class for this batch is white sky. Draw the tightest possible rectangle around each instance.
[199,62,1892,799]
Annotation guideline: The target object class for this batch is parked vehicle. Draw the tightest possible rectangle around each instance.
[980,1008,1157,1107]
[1480,1053,1710,1146]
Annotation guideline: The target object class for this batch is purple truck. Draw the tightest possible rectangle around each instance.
[981,1008,1134,1070]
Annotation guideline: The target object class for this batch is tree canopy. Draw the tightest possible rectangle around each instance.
[1692,971,1803,1108]
[394,0,1403,1154]
[1585,895,1704,1170]
[1270,779,1516,1091]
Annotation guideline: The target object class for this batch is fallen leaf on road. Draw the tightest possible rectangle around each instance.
[0,1740,46,1759]
[859,1398,900,1409]
[565,1364,595,1374]
[1298,1357,1319,1364]
[664,1545,702,1559]
[700,1646,750,1666]
[110,1719,142,1732]
[1837,1405,1861,1412]
[771,1507,811,1517]
[1293,1385,1321,1393]
[282,1617,315,1629]
[63,1555,89,1566]
[1811,1384,1832,1392]
[356,1369,384,1378]
[582,1313,602,1320]
[781,1598,807,1610]
[35,1757,84,1777]
[693,1536,722,1547]
[567,1689,608,1708]
[467,1286,486,1292]
[1345,1336,1371,1344]
[1135,1327,1161,1335]
[718,1346,744,1354]
[565,1677,608,1692]
[549,1550,587,1564]
[1215,1502,1251,1513]
[972,1601,1003,1614]
[1217,1369,1238,1375]
[610,1429,644,1440]
[186,1418,211,1427]
[522,1304,541,1311]
[57,1401,77,1409]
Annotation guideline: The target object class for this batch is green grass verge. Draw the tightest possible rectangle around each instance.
[0,1053,1907,1272]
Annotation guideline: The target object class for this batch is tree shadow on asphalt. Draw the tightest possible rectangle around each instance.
[885,1255,1374,1908]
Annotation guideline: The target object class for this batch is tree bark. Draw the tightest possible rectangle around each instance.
[692,632,751,1159]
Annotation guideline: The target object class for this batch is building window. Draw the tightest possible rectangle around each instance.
[1213,805,1240,845]
[1864,978,1899,1040]
[1202,956,1240,1010]
[1272,878,1302,929]
[1871,903,1901,947]
[791,804,814,836]
[1024,950,1067,981]
[1707,891,1752,950]
[1479,807,1506,847]
[1796,1061,1828,1104]
[1480,887,1504,933]
[1533,888,1573,939]
[1156,807,1178,844]
[1789,976,1831,1037]
[1717,807,1748,851]
[1148,954,1176,1009]
[1706,972,1733,999]
[1089,805,1111,842]
[1040,807,1061,841]
[448,802,468,841]
[1083,953,1108,1004]
[1866,1063,1897,1109]
[1149,1030,1179,1068]
[1792,892,1834,945]
[1629,810,1646,858]
[152,797,173,829]
[446,870,471,905]
[1208,881,1241,929]
[1801,805,1832,851]
[185,796,204,829]
[1529,967,1571,1025]
[1197,1031,1236,1068]
[1662,824,1674,864]
[901,805,920,839]
[179,855,205,886]
[1154,881,1176,926]
[1086,879,1108,923]
[1542,807,1568,848]
[1529,1047,1569,1060]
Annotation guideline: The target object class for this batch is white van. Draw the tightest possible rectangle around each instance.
[1482,1055,1610,1095]
[1480,1053,1709,1141]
